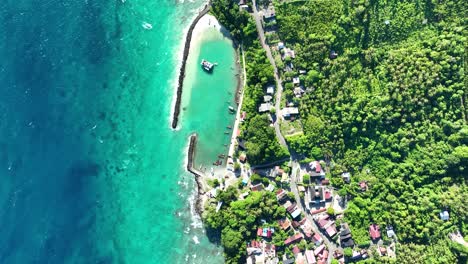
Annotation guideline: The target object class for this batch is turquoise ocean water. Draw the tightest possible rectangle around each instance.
[0,0,236,263]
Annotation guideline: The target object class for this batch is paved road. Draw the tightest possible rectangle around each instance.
[290,162,337,263]
[250,2,339,262]
[251,0,287,149]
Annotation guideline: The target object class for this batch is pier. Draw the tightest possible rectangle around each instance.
[186,134,208,215]
[171,3,212,129]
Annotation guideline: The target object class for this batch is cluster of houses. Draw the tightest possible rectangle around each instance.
[246,240,278,264]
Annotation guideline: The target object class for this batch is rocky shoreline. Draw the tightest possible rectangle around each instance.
[186,134,206,215]
[171,4,211,129]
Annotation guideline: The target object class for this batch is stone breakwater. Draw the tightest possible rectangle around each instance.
[171,4,211,129]
[186,134,206,215]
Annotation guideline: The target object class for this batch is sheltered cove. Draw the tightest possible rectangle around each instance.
[171,3,211,129]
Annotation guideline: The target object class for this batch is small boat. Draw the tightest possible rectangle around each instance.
[142,22,153,30]
[218,154,225,158]
[201,59,214,72]
[224,131,230,134]
[227,126,232,129]
[228,106,235,112]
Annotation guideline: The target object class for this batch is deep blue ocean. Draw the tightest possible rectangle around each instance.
[0,0,227,263]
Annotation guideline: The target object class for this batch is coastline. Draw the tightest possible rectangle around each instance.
[186,134,208,215]
[182,13,244,218]
[171,3,211,129]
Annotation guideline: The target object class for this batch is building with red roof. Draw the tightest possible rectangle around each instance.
[292,246,301,255]
[278,218,291,230]
[257,227,263,236]
[369,224,381,240]
[284,233,303,245]
[305,249,316,264]
[313,233,323,245]
[314,244,325,256]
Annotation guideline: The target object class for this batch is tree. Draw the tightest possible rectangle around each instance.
[344,247,353,257]
[303,174,311,185]
[327,207,335,216]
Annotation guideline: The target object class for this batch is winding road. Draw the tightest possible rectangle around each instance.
[250,2,338,262]
[251,0,287,148]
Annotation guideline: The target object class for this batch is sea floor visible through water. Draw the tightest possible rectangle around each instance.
[0,0,233,263]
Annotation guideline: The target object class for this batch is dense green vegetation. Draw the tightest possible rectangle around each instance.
[275,0,467,262]
[212,0,289,165]
[204,188,288,263]
[208,0,467,262]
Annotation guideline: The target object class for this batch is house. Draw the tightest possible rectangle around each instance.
[281,172,289,183]
[281,107,299,118]
[440,210,449,221]
[246,254,265,264]
[369,224,381,240]
[300,219,314,239]
[265,243,276,257]
[386,226,396,238]
[342,172,351,183]
[265,184,274,192]
[379,246,387,256]
[359,181,368,191]
[283,200,292,209]
[292,246,301,256]
[291,207,302,219]
[269,166,284,178]
[310,208,327,215]
[340,223,354,248]
[308,161,325,177]
[317,215,330,229]
[325,223,337,237]
[278,218,292,230]
[324,190,332,200]
[261,227,274,238]
[293,77,300,85]
[278,42,285,50]
[266,85,275,94]
[276,189,287,201]
[321,179,330,185]
[240,4,250,11]
[305,250,316,264]
[251,183,264,192]
[314,245,325,256]
[294,87,304,97]
[298,186,306,192]
[283,47,295,59]
[239,153,247,163]
[284,233,303,245]
[259,103,271,113]
[263,5,276,21]
[295,252,305,264]
[312,233,323,245]
[263,95,273,102]
[292,218,306,229]
[329,50,338,59]
[299,70,307,75]
[257,227,263,237]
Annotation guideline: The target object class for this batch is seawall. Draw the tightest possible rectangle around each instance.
[171,4,211,129]
[186,134,206,215]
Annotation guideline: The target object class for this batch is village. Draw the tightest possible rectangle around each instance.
[194,0,466,263]
[194,1,399,263]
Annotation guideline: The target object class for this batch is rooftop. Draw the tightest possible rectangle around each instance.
[369,224,381,240]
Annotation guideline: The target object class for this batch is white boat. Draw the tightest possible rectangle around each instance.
[201,59,214,72]
[142,22,153,30]
[228,106,235,112]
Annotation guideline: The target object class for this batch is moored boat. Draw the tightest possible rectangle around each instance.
[201,59,214,72]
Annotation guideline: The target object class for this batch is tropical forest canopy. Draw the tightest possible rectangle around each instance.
[210,0,467,263]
